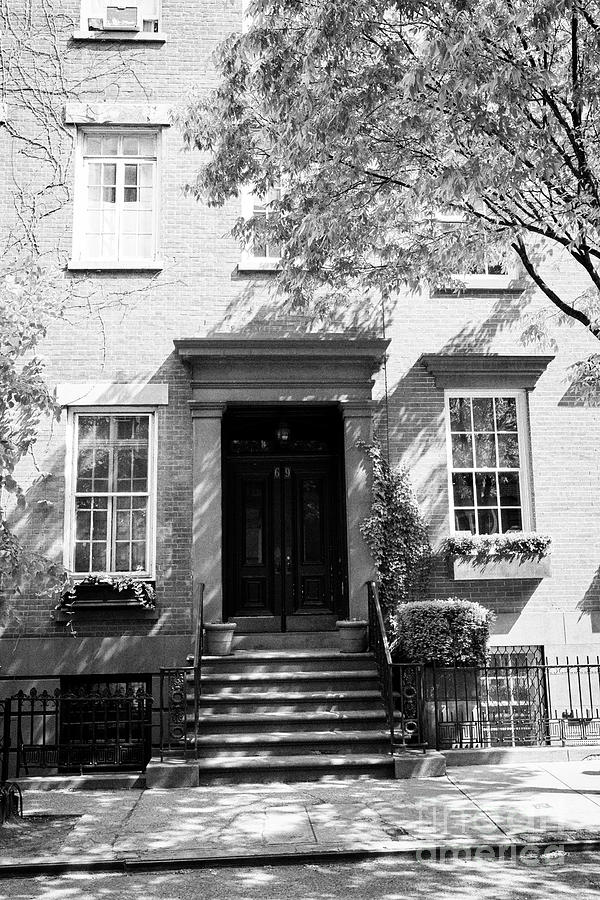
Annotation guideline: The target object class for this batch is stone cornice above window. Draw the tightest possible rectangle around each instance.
[64,103,172,126]
[419,353,555,389]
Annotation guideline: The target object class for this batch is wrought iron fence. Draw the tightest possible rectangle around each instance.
[365,582,600,754]
[426,657,547,750]
[0,678,152,781]
[424,656,600,751]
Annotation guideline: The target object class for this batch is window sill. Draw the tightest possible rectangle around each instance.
[237,256,281,273]
[435,275,525,295]
[67,259,164,272]
[72,31,167,42]
[452,555,552,581]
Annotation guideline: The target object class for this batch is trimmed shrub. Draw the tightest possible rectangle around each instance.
[395,598,494,665]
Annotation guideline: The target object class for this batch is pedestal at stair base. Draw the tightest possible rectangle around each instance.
[336,620,368,653]
[394,750,447,779]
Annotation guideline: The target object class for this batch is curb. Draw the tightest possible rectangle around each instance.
[0,838,595,878]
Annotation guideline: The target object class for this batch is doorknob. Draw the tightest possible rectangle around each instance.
[285,554,292,573]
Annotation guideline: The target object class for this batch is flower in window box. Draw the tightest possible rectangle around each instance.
[58,573,156,608]
[443,533,552,581]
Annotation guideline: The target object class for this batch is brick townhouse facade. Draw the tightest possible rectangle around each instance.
[4,0,600,693]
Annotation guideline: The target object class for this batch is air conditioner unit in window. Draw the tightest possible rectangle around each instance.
[104,5,139,30]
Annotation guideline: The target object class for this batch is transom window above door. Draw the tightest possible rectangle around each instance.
[73,130,159,267]
[445,392,531,535]
[67,412,156,577]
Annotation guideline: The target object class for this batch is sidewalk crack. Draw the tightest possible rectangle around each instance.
[304,804,318,844]
[541,765,600,812]
[111,792,144,852]
[444,772,510,838]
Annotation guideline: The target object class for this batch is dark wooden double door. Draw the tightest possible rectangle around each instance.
[225,456,347,631]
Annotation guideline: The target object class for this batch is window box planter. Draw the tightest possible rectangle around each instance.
[451,556,552,581]
[56,575,156,610]
[444,533,552,582]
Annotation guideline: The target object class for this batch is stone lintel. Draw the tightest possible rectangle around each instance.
[189,401,228,419]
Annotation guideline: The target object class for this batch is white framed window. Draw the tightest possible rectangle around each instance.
[72,129,160,268]
[435,213,512,287]
[238,186,282,271]
[64,410,158,578]
[79,0,162,35]
[445,391,532,535]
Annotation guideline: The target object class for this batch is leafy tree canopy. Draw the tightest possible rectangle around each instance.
[180,0,600,342]
[0,254,64,598]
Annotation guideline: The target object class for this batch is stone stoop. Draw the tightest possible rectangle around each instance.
[147,650,397,786]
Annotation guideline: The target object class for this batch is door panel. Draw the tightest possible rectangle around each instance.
[225,455,346,630]
[290,465,333,616]
[229,464,277,618]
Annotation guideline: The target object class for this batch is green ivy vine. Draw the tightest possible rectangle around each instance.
[360,442,432,626]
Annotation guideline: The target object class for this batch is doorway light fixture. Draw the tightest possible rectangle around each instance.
[276,422,291,445]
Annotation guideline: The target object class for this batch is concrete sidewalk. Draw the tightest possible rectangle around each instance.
[4,760,600,873]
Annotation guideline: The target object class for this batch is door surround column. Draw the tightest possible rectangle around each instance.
[342,400,377,619]
[190,401,226,624]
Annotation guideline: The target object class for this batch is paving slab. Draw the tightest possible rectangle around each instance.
[448,761,600,838]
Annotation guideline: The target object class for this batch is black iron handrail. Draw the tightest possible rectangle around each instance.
[160,578,205,761]
[367,582,428,752]
[192,578,205,758]
[367,581,395,751]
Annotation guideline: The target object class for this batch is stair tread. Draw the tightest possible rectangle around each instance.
[201,670,378,682]
[198,690,385,701]
[193,730,391,746]
[195,710,387,724]
[202,651,374,661]
[195,753,393,771]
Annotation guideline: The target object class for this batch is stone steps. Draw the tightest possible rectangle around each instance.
[193,753,396,784]
[166,729,391,758]
[195,690,386,715]
[149,648,395,786]
[198,670,380,694]
[201,650,376,674]
[195,709,389,734]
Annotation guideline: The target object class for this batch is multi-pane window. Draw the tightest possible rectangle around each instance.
[80,131,157,263]
[447,394,527,535]
[249,187,282,259]
[80,1,162,33]
[437,214,507,275]
[70,413,154,575]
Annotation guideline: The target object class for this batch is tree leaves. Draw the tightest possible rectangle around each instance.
[179,0,600,330]
[0,252,65,600]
